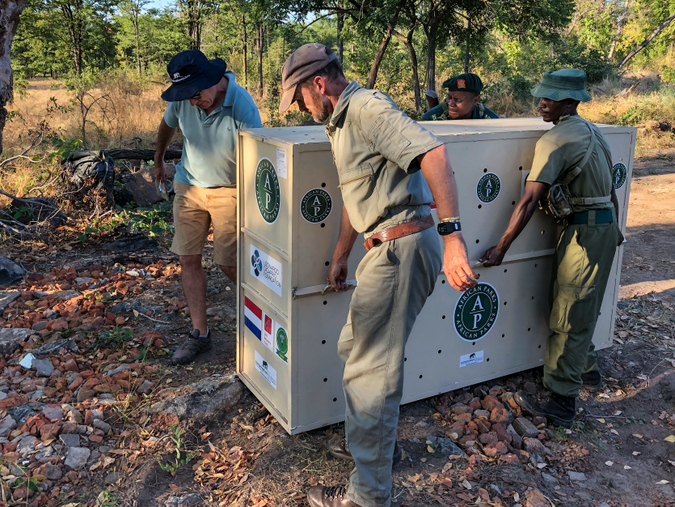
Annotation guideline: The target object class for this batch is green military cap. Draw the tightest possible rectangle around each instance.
[531,69,592,102]
[442,73,483,93]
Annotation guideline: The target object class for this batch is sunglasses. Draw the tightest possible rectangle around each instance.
[189,90,202,100]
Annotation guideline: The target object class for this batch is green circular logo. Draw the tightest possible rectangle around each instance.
[255,158,281,224]
[301,188,332,223]
[613,162,627,190]
[476,173,501,203]
[276,327,288,362]
[454,283,500,342]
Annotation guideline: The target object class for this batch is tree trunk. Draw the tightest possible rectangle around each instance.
[0,0,26,156]
[337,11,344,64]
[366,22,395,89]
[394,27,422,113]
[242,13,248,88]
[256,23,263,97]
[608,2,629,61]
[425,21,439,92]
[619,11,675,68]
[464,20,470,73]
[134,16,141,77]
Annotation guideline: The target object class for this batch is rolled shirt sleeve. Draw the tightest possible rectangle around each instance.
[359,94,443,174]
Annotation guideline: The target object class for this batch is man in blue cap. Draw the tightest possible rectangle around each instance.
[421,73,498,121]
[154,50,262,365]
[480,69,624,428]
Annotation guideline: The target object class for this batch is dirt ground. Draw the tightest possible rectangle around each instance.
[1,149,675,507]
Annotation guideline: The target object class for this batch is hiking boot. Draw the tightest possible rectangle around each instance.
[514,390,576,428]
[581,370,603,391]
[307,485,360,507]
[171,329,212,365]
[329,440,402,466]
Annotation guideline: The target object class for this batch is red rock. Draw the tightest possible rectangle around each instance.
[88,434,103,443]
[476,419,491,434]
[82,378,101,390]
[84,410,96,425]
[65,471,79,482]
[76,388,95,402]
[492,423,513,444]
[489,385,505,397]
[61,422,78,434]
[516,450,530,463]
[455,413,472,423]
[468,397,482,410]
[63,359,79,372]
[92,317,105,329]
[481,395,502,412]
[49,319,69,331]
[3,442,18,452]
[468,454,485,466]
[483,441,508,457]
[458,435,476,447]
[500,453,520,465]
[532,416,547,427]
[466,421,478,433]
[68,376,83,391]
[490,407,510,424]
[479,432,498,445]
[523,437,548,456]
[40,422,62,439]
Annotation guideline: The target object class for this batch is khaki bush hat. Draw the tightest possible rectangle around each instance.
[531,69,592,102]
[279,43,339,112]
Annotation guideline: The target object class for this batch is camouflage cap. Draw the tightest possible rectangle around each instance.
[531,69,592,102]
[442,73,484,94]
[279,43,339,112]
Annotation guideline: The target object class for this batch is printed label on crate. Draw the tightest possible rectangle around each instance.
[250,245,282,296]
[613,162,627,189]
[276,148,287,179]
[460,350,484,368]
[476,173,501,203]
[244,297,262,340]
[262,313,275,352]
[255,350,277,389]
[453,283,500,342]
[301,188,332,223]
[255,157,281,224]
[275,323,289,363]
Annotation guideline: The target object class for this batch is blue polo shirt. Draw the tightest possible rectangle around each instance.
[164,71,262,188]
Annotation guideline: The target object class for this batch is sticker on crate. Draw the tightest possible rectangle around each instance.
[276,148,287,179]
[262,313,275,352]
[244,297,262,340]
[460,350,484,367]
[255,350,277,389]
[255,157,281,224]
[476,173,501,203]
[613,162,627,189]
[301,188,332,223]
[250,244,283,296]
[453,283,500,342]
[275,323,289,363]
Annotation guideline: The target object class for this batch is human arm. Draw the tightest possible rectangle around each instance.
[327,205,359,292]
[610,187,625,246]
[153,118,177,182]
[417,145,477,291]
[479,181,548,266]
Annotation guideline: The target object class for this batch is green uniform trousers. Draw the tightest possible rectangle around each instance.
[338,226,442,507]
[544,217,619,398]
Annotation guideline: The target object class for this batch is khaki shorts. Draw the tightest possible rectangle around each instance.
[171,181,237,267]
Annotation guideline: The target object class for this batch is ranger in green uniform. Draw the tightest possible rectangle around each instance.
[480,69,624,428]
[421,73,498,121]
[279,43,477,507]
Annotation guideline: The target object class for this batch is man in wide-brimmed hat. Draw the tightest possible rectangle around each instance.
[421,73,499,121]
[480,69,625,428]
[154,50,262,365]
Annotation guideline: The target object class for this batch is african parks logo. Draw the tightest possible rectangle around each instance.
[476,173,501,203]
[613,162,627,190]
[453,283,500,342]
[301,188,332,223]
[255,158,281,224]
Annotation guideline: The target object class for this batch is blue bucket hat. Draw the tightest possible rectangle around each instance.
[161,50,227,102]
[531,69,592,102]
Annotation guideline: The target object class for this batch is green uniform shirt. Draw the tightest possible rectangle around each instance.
[326,81,444,234]
[421,101,499,121]
[164,71,262,188]
[527,115,614,211]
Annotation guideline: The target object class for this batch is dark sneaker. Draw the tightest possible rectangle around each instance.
[307,485,360,507]
[581,370,603,391]
[171,329,212,365]
[514,390,576,428]
[329,440,402,466]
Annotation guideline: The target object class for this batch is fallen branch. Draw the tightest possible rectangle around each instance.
[105,148,183,161]
[0,133,44,170]
[0,189,61,211]
[135,312,170,324]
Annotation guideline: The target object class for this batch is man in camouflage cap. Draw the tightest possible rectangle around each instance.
[279,43,477,507]
[422,72,498,121]
[480,69,624,428]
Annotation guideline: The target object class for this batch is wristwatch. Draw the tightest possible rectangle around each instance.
[437,218,461,236]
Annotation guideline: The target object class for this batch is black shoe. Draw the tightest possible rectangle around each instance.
[307,485,360,507]
[581,370,603,391]
[329,440,402,466]
[514,390,576,428]
[171,329,212,365]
